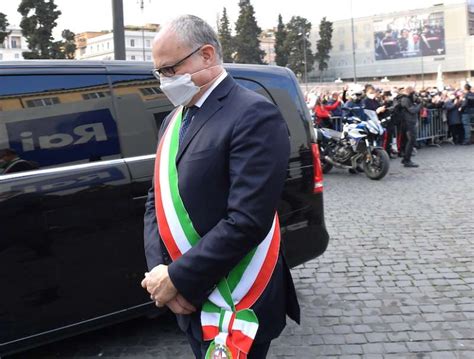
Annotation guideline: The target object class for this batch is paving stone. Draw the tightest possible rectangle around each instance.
[12,146,474,359]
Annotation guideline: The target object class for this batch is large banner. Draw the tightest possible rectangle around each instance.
[374,11,445,61]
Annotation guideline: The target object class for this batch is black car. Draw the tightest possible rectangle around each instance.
[0,60,329,356]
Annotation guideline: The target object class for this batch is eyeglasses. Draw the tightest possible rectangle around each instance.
[152,47,202,78]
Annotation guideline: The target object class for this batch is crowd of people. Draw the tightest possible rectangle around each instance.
[305,83,474,168]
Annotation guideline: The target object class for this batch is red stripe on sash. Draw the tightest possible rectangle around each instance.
[154,114,182,261]
[236,216,281,310]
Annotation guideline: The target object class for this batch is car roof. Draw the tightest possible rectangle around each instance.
[0,60,291,77]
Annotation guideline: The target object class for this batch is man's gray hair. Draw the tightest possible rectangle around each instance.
[166,15,223,62]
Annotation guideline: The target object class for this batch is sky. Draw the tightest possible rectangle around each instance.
[2,0,465,39]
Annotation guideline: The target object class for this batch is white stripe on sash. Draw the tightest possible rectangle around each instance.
[231,217,276,302]
[159,114,192,254]
[201,311,221,326]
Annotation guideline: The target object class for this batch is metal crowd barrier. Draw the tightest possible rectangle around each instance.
[323,110,448,144]
[416,109,449,143]
[331,117,344,132]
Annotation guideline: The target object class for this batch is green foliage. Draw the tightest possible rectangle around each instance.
[61,29,76,59]
[218,7,233,63]
[234,0,265,64]
[0,12,11,44]
[274,14,288,67]
[284,16,314,79]
[315,17,333,73]
[18,0,75,59]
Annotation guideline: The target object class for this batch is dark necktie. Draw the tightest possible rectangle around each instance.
[179,106,199,148]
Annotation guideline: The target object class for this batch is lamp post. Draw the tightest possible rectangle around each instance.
[298,27,309,93]
[350,0,357,83]
[112,0,126,60]
[138,0,151,61]
[420,54,425,89]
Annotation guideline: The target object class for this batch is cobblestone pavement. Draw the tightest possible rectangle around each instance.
[10,144,474,359]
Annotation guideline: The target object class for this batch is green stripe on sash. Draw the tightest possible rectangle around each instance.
[168,110,200,246]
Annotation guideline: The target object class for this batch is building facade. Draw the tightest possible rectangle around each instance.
[259,29,276,65]
[0,27,29,61]
[75,24,160,61]
[311,1,474,86]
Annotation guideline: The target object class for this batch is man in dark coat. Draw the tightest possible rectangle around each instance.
[141,15,300,359]
[399,86,422,167]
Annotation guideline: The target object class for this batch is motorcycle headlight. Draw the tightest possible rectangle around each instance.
[369,127,379,134]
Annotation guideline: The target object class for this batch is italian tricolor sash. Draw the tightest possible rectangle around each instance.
[154,106,281,359]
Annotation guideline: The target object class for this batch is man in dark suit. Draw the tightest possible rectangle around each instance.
[141,15,299,358]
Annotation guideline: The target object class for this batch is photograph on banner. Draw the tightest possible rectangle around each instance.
[374,11,445,61]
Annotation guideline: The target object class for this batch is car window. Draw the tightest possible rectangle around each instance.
[235,75,310,155]
[0,74,121,176]
[234,78,274,102]
[109,74,173,157]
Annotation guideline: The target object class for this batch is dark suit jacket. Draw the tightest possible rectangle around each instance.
[143,74,300,343]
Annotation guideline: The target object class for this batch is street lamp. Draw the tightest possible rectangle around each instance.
[350,0,357,83]
[112,0,126,60]
[138,0,151,61]
[298,28,310,92]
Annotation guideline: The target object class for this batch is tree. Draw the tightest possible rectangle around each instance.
[218,7,233,63]
[315,17,333,79]
[61,29,76,59]
[274,14,288,67]
[0,12,11,45]
[284,16,314,80]
[18,0,75,59]
[234,0,265,64]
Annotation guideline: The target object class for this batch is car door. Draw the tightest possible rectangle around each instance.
[0,68,135,346]
[108,71,174,307]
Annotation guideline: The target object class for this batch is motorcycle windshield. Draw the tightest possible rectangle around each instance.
[364,109,378,122]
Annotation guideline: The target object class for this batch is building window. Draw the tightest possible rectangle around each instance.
[146,39,151,47]
[107,42,110,49]
[82,91,111,100]
[0,53,3,60]
[146,55,151,61]
[11,39,18,48]
[131,55,136,60]
[97,44,99,51]
[130,39,135,47]
[26,97,60,108]
[339,44,345,51]
[139,87,162,96]
[14,53,20,59]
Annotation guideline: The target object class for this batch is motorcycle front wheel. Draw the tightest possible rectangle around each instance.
[322,160,333,174]
[363,148,390,180]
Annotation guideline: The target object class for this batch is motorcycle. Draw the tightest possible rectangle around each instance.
[315,109,390,180]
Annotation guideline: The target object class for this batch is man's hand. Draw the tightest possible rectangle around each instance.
[166,294,197,314]
[376,106,386,114]
[141,264,178,307]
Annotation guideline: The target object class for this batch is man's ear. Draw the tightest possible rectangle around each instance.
[200,44,215,63]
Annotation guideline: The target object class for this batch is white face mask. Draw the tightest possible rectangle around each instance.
[367,93,376,100]
[159,73,200,107]
[159,66,221,107]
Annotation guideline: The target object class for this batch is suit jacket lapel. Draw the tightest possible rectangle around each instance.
[176,75,236,164]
